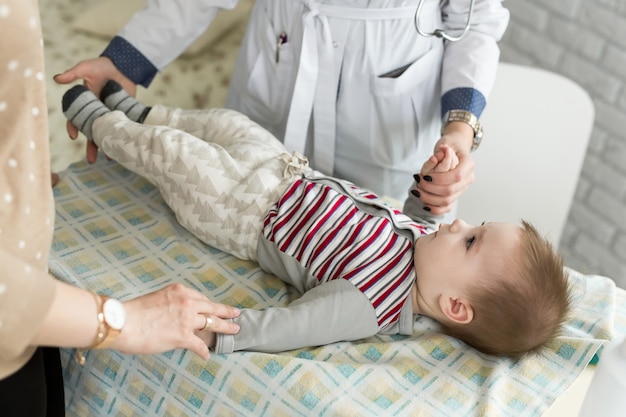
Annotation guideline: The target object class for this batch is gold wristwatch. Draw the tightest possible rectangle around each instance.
[97,296,126,349]
[441,109,483,152]
[76,293,126,365]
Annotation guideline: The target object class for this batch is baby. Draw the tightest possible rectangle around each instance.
[62,81,571,358]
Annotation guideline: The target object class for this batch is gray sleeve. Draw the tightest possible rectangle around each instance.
[214,279,379,354]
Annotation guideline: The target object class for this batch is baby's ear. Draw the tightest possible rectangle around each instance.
[439,296,474,324]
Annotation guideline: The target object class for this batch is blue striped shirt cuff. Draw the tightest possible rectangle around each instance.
[101,36,158,88]
[441,87,486,118]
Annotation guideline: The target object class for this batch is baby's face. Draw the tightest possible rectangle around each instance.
[412,219,522,318]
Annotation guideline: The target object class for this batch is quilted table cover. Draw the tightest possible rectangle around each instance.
[49,158,626,417]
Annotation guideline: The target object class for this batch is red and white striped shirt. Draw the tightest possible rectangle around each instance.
[263,179,428,330]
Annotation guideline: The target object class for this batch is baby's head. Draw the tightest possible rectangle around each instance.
[413,219,571,358]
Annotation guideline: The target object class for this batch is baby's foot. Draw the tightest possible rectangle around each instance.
[62,85,109,141]
[100,80,151,123]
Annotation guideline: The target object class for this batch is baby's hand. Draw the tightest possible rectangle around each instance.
[421,144,459,175]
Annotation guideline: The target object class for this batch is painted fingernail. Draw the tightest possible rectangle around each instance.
[423,175,433,182]
[423,206,431,212]
[411,189,420,198]
[413,174,420,183]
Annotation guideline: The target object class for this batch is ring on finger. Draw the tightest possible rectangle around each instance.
[199,315,213,332]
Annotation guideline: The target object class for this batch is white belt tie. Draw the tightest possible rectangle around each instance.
[283,1,417,175]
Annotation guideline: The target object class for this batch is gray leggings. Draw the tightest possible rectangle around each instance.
[92,106,310,260]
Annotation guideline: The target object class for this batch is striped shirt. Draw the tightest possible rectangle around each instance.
[262,179,428,330]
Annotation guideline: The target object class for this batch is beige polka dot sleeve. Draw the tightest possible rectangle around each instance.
[0,0,57,379]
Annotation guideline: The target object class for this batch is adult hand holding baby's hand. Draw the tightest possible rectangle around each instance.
[413,126,476,214]
[421,143,460,174]
[114,283,240,360]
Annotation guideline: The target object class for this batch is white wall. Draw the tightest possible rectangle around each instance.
[498,0,626,288]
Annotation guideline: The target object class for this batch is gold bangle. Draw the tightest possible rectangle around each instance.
[75,292,108,365]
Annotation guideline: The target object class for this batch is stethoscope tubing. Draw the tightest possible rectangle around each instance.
[414,0,475,42]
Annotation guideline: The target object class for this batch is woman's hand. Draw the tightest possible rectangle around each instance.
[116,283,240,360]
[414,122,476,214]
[53,57,136,163]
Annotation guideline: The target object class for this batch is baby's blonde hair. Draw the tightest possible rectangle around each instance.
[441,220,571,358]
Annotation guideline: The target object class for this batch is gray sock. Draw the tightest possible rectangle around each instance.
[62,85,109,141]
[100,80,150,123]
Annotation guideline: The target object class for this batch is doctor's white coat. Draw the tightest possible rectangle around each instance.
[108,0,510,203]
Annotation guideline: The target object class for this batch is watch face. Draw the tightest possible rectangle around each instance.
[103,298,126,330]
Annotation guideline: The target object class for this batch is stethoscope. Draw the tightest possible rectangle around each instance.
[414,0,475,42]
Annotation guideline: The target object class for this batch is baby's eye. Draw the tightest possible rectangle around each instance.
[466,236,476,250]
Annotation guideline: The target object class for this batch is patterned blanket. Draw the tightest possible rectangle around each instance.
[50,158,626,417]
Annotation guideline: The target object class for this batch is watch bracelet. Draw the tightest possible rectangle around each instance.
[74,292,109,365]
[441,109,483,152]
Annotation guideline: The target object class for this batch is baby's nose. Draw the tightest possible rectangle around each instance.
[449,218,469,232]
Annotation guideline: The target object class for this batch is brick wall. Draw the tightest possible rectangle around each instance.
[498,0,626,288]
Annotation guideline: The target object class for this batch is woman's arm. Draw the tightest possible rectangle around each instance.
[33,279,240,360]
[104,0,240,87]
[414,0,510,214]
[53,0,242,161]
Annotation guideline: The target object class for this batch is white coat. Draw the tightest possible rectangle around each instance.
[117,0,510,201]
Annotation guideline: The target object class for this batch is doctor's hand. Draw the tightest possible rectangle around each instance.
[54,57,136,164]
[413,125,476,215]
